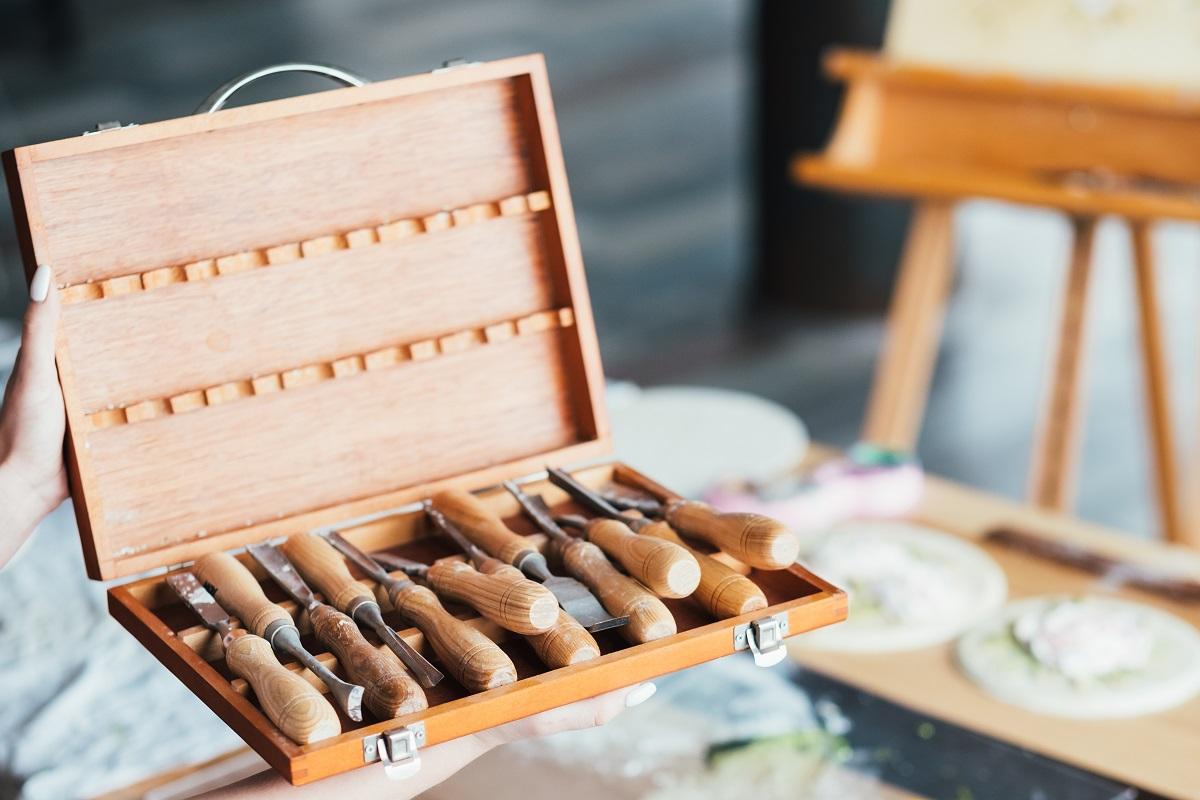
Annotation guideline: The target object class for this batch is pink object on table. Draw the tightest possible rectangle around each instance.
[703,444,924,532]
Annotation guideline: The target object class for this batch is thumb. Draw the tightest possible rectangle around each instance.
[14,264,60,380]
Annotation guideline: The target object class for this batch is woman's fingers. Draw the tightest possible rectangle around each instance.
[474,682,655,749]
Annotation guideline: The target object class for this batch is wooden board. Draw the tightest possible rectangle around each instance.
[792,449,1200,799]
[793,49,1200,222]
[3,54,611,579]
[108,463,847,786]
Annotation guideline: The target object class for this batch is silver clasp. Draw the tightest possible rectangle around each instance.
[363,722,425,780]
[733,613,789,668]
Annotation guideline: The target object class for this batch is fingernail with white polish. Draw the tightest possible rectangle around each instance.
[30,264,51,303]
[624,682,656,708]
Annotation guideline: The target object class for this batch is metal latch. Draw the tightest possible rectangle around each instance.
[733,613,789,667]
[363,722,425,779]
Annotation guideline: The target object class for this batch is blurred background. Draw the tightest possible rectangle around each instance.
[4,0,1196,535]
[2,1,1199,797]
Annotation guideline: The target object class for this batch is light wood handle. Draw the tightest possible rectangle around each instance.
[639,521,768,619]
[665,501,800,570]
[585,518,701,598]
[426,559,558,635]
[307,603,427,719]
[280,532,375,613]
[524,609,601,668]
[559,540,676,643]
[432,488,534,565]
[224,633,340,745]
[194,551,293,637]
[473,561,600,667]
[391,583,517,692]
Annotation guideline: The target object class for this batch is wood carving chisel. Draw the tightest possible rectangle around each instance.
[193,551,366,721]
[554,468,800,570]
[422,505,601,667]
[545,468,769,619]
[431,488,628,633]
[247,543,428,719]
[504,481,676,644]
[278,532,444,689]
[552,512,700,598]
[167,572,341,745]
[322,530,518,692]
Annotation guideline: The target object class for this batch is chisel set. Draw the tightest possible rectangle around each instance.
[6,54,845,783]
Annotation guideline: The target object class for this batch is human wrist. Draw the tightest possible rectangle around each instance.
[0,456,51,538]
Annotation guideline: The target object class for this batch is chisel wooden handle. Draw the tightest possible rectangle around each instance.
[474,560,600,667]
[433,489,535,565]
[639,520,768,619]
[308,604,427,719]
[390,582,517,691]
[280,532,374,612]
[224,633,340,745]
[584,518,701,598]
[426,559,558,635]
[665,500,800,570]
[194,552,293,636]
[559,540,676,643]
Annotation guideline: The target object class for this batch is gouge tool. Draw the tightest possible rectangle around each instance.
[248,543,428,719]
[278,532,444,689]
[423,505,601,668]
[167,572,341,745]
[323,530,518,692]
[554,469,800,570]
[504,481,676,644]
[545,468,769,620]
[193,551,365,721]
[431,488,627,633]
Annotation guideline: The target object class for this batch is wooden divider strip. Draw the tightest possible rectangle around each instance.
[85,307,575,431]
[57,190,552,305]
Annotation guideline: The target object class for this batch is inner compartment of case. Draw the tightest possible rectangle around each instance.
[125,463,828,735]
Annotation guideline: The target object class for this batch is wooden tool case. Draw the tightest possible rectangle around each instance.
[3,55,845,784]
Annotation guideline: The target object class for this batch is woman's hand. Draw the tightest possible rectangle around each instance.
[201,682,655,799]
[1,264,68,567]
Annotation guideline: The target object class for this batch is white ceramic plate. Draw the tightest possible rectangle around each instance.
[795,521,1008,653]
[957,595,1200,719]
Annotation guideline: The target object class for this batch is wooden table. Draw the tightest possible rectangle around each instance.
[792,465,1200,799]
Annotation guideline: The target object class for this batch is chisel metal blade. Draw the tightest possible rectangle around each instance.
[167,572,233,636]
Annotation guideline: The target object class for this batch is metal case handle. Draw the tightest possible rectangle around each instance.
[195,62,370,114]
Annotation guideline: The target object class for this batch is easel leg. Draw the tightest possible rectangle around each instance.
[1028,216,1097,511]
[861,200,956,450]
[1130,221,1187,544]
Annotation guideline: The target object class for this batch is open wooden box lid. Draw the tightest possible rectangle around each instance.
[4,54,610,580]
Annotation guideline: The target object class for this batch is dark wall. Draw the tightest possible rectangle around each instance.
[755,0,909,313]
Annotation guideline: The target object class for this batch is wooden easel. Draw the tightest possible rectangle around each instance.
[794,49,1199,545]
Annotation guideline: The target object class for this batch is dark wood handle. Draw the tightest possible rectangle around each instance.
[194,551,292,637]
[559,539,676,643]
[307,603,427,719]
[665,500,800,570]
[224,633,340,745]
[426,559,558,635]
[432,488,534,565]
[639,520,768,619]
[280,532,375,613]
[391,583,516,692]
[585,518,701,598]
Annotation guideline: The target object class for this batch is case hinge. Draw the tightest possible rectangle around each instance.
[432,58,480,73]
[733,612,789,668]
[82,121,138,136]
[362,722,425,779]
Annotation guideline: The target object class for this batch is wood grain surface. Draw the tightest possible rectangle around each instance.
[224,634,340,745]
[584,518,700,598]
